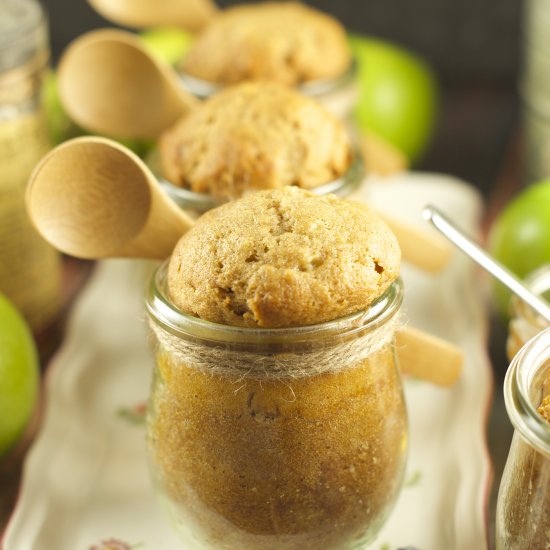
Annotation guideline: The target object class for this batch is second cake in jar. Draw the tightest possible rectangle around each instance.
[146,187,408,549]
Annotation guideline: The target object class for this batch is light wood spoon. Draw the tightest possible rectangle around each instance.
[87,0,218,31]
[26,136,194,260]
[57,29,198,139]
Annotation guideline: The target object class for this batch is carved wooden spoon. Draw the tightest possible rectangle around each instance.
[26,136,194,260]
[87,0,218,31]
[57,29,198,139]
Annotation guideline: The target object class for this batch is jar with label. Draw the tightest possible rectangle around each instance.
[496,325,550,549]
[0,0,62,334]
[146,262,407,550]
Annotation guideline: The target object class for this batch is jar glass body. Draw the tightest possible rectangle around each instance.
[145,263,408,550]
[0,0,61,332]
[496,326,550,549]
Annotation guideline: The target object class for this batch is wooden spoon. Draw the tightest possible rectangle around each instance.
[57,29,198,140]
[87,0,218,31]
[26,136,194,260]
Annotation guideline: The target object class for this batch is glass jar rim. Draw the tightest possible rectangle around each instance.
[505,325,550,456]
[511,264,550,326]
[146,260,403,346]
[178,57,358,101]
[156,147,364,213]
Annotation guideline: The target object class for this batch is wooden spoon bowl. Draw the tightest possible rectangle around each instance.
[26,136,194,260]
[58,29,198,139]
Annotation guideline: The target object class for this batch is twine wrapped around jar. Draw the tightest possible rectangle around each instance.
[148,310,401,380]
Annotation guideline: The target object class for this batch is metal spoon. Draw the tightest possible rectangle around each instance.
[423,204,550,323]
[57,29,198,139]
[26,136,194,260]
[87,0,217,31]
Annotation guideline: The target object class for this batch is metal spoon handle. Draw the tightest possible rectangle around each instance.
[423,204,550,324]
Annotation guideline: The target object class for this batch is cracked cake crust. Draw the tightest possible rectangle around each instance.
[167,187,401,328]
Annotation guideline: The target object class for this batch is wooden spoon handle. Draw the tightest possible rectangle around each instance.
[376,209,453,273]
[395,325,464,386]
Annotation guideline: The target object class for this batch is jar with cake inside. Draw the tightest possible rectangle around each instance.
[145,262,407,550]
[496,326,550,549]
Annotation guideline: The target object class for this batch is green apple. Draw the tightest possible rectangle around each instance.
[0,293,39,456]
[488,179,550,317]
[138,27,194,67]
[349,34,439,164]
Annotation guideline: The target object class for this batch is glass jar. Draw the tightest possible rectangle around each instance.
[178,59,359,123]
[148,148,364,218]
[496,326,550,549]
[145,262,408,550]
[506,265,550,361]
[0,0,61,332]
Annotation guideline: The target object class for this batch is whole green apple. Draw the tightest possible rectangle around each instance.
[0,293,39,457]
[488,179,550,317]
[349,34,439,164]
[138,27,194,67]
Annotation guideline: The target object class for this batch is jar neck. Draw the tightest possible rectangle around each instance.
[504,326,550,457]
[146,261,403,380]
[511,264,550,327]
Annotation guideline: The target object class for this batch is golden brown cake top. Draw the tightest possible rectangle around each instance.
[181,1,351,86]
[159,81,352,200]
[167,187,401,328]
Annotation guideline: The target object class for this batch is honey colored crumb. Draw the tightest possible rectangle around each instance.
[538,394,550,422]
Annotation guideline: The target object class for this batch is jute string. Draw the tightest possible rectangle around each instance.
[149,315,401,380]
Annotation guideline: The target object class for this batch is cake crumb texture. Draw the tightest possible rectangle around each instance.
[159,82,352,200]
[167,187,401,328]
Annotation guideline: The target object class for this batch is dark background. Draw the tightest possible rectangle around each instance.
[42,0,524,85]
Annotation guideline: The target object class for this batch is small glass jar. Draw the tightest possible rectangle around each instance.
[0,0,62,333]
[178,59,359,123]
[496,326,550,549]
[145,262,408,550]
[506,265,550,361]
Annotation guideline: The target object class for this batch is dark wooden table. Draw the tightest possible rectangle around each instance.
[0,81,522,549]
